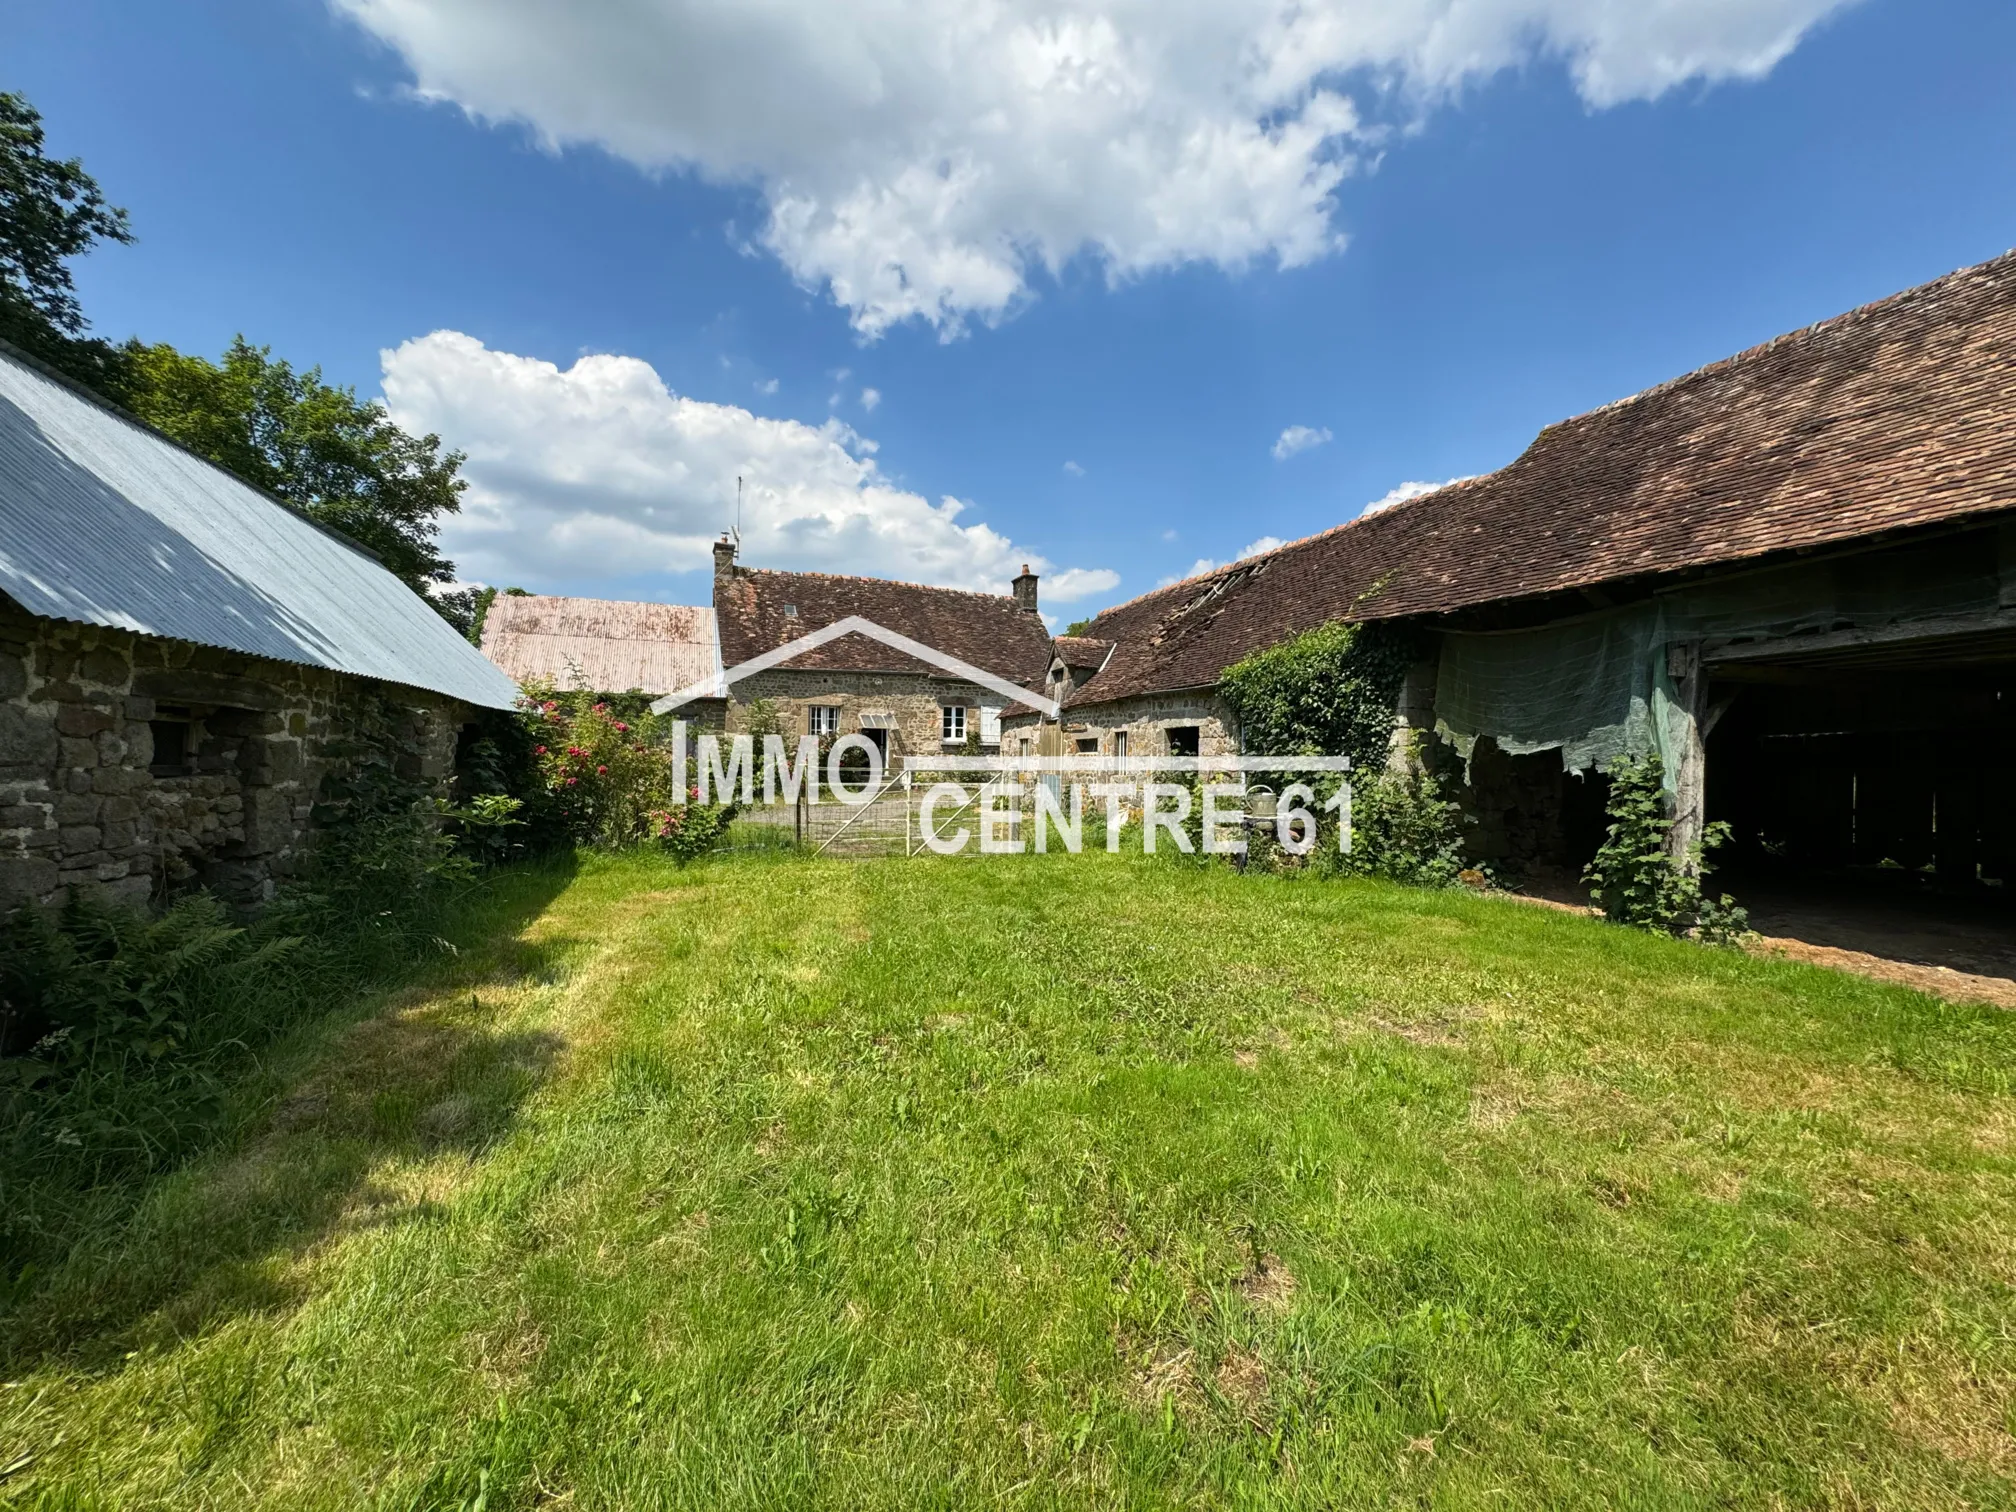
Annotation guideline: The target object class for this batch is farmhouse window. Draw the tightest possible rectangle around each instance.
[979,706,1002,745]
[941,705,968,742]
[1166,725,1200,757]
[1112,731,1128,760]
[808,705,839,737]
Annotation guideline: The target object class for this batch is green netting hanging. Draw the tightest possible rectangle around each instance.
[1430,529,2006,794]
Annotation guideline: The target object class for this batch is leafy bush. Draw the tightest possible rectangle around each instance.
[0,894,308,1206]
[1218,620,1417,772]
[1583,752,1750,944]
[655,801,738,863]
[1219,625,1465,887]
[523,688,678,848]
[0,700,539,1277]
[1334,764,1467,887]
[516,682,741,860]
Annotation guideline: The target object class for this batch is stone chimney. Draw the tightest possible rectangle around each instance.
[713,533,738,580]
[1011,563,1039,614]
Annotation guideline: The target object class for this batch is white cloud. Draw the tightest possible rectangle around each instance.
[860,386,881,411]
[1045,566,1122,602]
[1161,533,1283,584]
[755,377,779,396]
[333,0,1852,337]
[382,330,1115,595]
[1063,460,1086,477]
[1361,476,1471,514]
[1272,425,1332,461]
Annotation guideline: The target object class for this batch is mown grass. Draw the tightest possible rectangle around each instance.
[3,849,2014,1508]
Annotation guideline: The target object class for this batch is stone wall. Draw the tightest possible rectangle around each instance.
[723,669,1007,764]
[0,603,473,910]
[1003,691,1239,760]
[1453,739,1568,871]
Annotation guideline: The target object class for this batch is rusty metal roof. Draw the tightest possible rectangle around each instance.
[0,345,520,709]
[479,593,719,694]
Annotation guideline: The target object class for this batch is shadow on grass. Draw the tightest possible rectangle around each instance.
[0,854,583,1376]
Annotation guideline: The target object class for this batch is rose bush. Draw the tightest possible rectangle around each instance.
[519,683,734,855]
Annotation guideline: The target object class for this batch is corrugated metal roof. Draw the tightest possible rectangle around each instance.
[480,593,718,694]
[0,346,521,710]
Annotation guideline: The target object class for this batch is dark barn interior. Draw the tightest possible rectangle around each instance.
[1709,637,2016,886]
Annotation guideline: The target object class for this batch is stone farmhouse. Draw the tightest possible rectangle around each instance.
[0,341,519,909]
[484,538,1056,767]
[708,539,1054,763]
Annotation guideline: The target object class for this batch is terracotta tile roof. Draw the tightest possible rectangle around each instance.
[715,565,1054,684]
[1072,250,2016,706]
[480,594,717,694]
[1052,636,1114,671]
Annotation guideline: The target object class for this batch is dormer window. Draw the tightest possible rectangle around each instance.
[783,604,798,618]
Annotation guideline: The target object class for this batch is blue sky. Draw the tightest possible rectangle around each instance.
[13,0,2016,622]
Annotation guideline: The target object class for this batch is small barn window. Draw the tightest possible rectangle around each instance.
[809,705,839,737]
[1166,725,1200,757]
[1075,737,1100,754]
[1113,731,1128,760]
[941,705,967,743]
[149,718,192,776]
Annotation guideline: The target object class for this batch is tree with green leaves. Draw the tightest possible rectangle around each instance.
[0,91,135,394]
[120,338,468,605]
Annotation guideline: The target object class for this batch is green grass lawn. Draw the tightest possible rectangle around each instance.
[5,850,2015,1509]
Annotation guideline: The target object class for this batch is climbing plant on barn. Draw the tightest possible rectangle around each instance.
[1218,621,1465,884]
[1216,620,1417,769]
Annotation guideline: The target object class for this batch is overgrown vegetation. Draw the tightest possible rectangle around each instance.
[0,707,537,1281]
[517,682,735,858]
[1216,622,1464,885]
[1217,619,1417,773]
[1584,752,1749,944]
[1328,757,1467,887]
[4,851,2010,1507]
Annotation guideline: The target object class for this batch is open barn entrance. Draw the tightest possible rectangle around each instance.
[1704,625,2016,978]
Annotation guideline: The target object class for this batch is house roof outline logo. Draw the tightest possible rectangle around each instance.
[649,614,1061,720]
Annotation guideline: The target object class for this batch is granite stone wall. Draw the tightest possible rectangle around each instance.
[0,604,472,910]
[723,670,1007,764]
[1004,692,1240,760]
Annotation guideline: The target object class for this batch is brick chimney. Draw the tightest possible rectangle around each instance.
[713,533,738,580]
[1011,563,1039,614]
